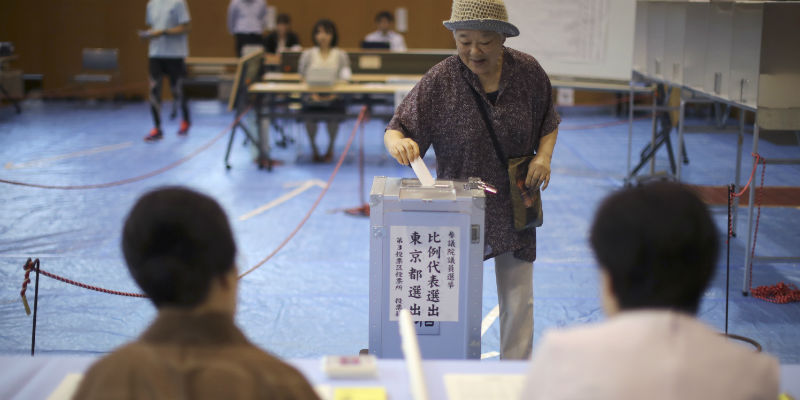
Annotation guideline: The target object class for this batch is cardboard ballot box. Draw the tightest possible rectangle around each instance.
[368,176,486,359]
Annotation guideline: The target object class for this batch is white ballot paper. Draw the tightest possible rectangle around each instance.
[410,157,435,187]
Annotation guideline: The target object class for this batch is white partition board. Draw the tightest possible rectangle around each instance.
[505,0,636,81]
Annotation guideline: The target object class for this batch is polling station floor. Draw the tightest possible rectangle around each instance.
[1,99,798,362]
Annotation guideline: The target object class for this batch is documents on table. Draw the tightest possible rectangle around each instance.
[444,374,526,400]
[410,157,435,187]
[47,373,83,400]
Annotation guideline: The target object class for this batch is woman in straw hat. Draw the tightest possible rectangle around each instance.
[383,0,560,359]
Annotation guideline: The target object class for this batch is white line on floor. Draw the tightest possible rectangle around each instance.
[238,179,327,221]
[480,351,500,359]
[481,304,500,337]
[4,141,134,170]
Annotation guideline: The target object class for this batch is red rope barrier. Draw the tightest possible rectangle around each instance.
[729,155,800,303]
[14,106,367,299]
[238,105,369,279]
[19,258,145,299]
[731,153,762,199]
[0,105,251,189]
[751,283,800,304]
[38,268,146,298]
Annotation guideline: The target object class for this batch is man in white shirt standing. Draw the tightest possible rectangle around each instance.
[227,0,268,57]
[363,11,407,51]
[141,0,191,142]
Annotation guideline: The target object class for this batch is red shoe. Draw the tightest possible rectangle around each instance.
[144,127,163,142]
[178,120,190,136]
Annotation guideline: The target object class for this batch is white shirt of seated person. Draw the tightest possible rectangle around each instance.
[520,271,779,400]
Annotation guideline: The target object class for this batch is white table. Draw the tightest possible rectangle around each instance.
[1,355,798,399]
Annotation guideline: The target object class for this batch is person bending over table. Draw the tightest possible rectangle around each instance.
[74,187,319,400]
[383,0,560,360]
[521,182,779,400]
[298,19,351,163]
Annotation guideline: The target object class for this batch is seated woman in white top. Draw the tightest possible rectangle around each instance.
[298,19,351,163]
[521,182,779,400]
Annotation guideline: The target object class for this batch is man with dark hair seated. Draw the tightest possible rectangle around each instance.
[521,182,779,400]
[75,187,319,400]
[363,10,406,51]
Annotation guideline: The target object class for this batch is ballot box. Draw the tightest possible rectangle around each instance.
[368,176,487,359]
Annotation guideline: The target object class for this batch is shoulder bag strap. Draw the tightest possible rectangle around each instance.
[467,84,508,169]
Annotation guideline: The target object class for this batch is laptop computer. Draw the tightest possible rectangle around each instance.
[305,66,339,87]
[361,40,391,50]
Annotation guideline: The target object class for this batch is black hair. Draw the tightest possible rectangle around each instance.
[122,187,236,308]
[375,11,394,23]
[276,13,291,25]
[311,19,338,48]
[589,182,719,314]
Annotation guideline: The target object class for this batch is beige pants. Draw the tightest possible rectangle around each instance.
[494,252,534,360]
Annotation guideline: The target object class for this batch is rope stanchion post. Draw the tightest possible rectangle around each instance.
[32,258,40,356]
[344,108,371,217]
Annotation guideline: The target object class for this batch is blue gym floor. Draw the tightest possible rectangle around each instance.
[1,99,798,363]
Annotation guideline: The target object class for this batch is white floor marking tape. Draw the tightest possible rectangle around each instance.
[4,142,134,170]
[481,304,500,337]
[238,179,327,221]
[480,351,500,359]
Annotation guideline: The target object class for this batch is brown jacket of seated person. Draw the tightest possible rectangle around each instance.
[73,309,320,400]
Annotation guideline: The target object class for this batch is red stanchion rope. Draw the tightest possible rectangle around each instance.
[15,106,368,300]
[238,105,369,279]
[0,105,252,189]
[730,154,800,303]
[20,258,145,300]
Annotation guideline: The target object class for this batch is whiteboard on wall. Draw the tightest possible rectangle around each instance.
[505,0,636,81]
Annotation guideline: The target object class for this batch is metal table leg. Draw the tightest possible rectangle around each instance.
[626,83,634,182]
[676,97,686,181]
[742,123,759,295]
[649,85,658,175]
[732,110,745,235]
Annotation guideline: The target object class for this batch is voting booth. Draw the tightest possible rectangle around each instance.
[368,176,486,359]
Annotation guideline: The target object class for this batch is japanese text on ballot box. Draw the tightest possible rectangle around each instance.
[389,226,460,321]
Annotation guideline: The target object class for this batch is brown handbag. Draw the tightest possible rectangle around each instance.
[469,86,543,230]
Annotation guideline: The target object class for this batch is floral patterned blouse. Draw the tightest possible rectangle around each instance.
[388,47,560,261]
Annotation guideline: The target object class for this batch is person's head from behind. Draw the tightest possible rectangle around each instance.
[312,19,338,50]
[590,182,718,316]
[122,187,237,312]
[375,11,394,33]
[276,13,291,36]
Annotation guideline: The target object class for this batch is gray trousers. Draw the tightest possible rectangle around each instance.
[494,251,534,360]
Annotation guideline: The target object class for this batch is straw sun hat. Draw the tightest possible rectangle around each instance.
[443,0,520,37]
